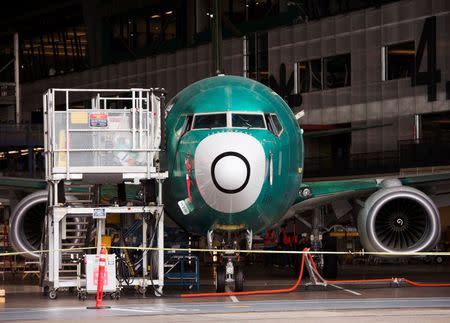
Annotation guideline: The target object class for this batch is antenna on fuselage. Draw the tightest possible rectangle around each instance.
[211,0,223,75]
[295,110,305,120]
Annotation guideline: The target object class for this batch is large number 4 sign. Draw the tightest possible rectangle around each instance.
[411,16,442,102]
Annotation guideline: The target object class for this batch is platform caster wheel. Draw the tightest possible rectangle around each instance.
[137,286,146,295]
[48,289,57,300]
[110,292,120,300]
[78,292,87,301]
[234,267,244,292]
[215,266,226,293]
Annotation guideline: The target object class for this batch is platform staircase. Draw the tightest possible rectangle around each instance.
[58,182,96,278]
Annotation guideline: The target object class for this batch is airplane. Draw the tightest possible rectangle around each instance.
[1,74,449,293]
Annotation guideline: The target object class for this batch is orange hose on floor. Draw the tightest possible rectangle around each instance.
[307,253,450,287]
[180,248,307,298]
[402,279,450,287]
[181,249,450,298]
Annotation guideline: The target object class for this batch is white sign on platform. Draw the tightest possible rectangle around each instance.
[92,208,106,219]
[85,254,117,293]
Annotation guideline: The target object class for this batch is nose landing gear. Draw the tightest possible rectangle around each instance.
[209,229,250,293]
[214,255,245,292]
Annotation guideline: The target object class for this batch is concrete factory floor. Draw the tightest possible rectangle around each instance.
[1,262,450,322]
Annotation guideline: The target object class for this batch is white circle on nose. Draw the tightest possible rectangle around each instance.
[213,155,248,192]
[194,132,266,213]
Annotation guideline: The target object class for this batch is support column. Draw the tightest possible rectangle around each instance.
[157,180,164,288]
[14,33,20,124]
[211,0,223,75]
[414,114,421,142]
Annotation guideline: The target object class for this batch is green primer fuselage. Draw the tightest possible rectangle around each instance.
[164,76,303,234]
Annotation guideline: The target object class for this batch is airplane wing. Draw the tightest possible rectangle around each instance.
[0,176,140,201]
[292,172,450,213]
[0,177,46,190]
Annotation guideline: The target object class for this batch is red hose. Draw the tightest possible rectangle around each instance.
[402,279,450,287]
[180,248,307,298]
[307,253,450,287]
[181,249,450,298]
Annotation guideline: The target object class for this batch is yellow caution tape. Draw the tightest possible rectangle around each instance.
[1,246,450,257]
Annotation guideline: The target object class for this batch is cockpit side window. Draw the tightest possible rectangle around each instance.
[232,113,266,128]
[264,114,283,136]
[193,113,227,129]
[264,114,275,134]
[271,114,283,136]
[176,115,193,137]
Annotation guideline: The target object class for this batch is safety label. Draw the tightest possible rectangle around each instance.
[89,113,108,127]
[92,208,106,219]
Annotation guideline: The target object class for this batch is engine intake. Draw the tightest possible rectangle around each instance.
[9,190,47,260]
[358,185,441,253]
[9,190,83,260]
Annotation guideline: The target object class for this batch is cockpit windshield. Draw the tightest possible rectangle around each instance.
[231,113,266,129]
[193,113,227,129]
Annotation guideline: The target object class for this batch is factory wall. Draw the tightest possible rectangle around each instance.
[18,0,450,159]
[267,0,450,155]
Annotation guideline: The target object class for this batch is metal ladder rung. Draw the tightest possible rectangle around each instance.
[63,236,86,239]
[61,243,86,247]
[65,192,94,196]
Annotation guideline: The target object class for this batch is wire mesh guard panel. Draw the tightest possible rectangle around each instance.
[53,110,153,168]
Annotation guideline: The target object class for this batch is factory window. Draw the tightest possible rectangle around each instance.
[110,8,177,53]
[19,25,89,82]
[246,32,268,85]
[310,59,322,91]
[232,113,266,129]
[193,113,227,129]
[384,41,415,80]
[297,58,322,93]
[297,54,350,92]
[298,61,310,93]
[324,54,351,89]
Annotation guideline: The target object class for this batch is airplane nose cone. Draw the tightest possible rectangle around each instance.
[194,132,266,213]
[212,152,250,193]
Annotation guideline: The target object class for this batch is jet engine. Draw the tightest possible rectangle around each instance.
[358,183,441,253]
[9,190,83,260]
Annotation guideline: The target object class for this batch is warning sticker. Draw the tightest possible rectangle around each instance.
[89,113,108,128]
[70,111,88,124]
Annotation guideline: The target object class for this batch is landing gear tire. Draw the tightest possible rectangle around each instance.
[322,234,338,279]
[234,267,244,292]
[215,266,226,293]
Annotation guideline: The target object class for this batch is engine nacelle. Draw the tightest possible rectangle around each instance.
[9,190,48,260]
[358,184,441,253]
[9,190,82,260]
